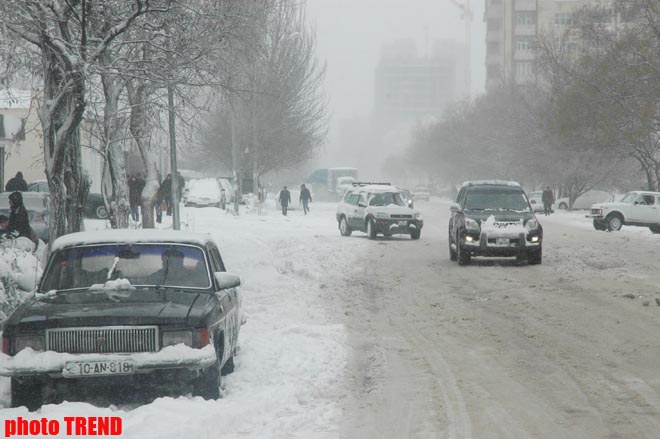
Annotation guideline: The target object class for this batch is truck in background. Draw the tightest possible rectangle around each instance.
[305,167,358,200]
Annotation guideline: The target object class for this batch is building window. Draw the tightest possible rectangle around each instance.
[515,37,534,51]
[515,62,533,80]
[488,18,502,31]
[487,41,500,53]
[554,13,574,26]
[515,12,536,26]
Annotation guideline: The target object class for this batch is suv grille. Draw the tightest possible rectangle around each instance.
[391,214,413,219]
[46,326,159,354]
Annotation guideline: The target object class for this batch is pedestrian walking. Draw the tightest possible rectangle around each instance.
[300,184,312,215]
[5,172,28,192]
[279,186,291,216]
[128,174,145,222]
[8,191,32,239]
[542,186,554,216]
[161,174,173,216]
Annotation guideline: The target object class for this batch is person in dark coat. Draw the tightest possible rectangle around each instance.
[176,172,185,203]
[8,191,31,238]
[128,174,146,222]
[541,186,555,216]
[5,172,28,192]
[279,186,291,216]
[299,184,312,215]
[160,174,173,216]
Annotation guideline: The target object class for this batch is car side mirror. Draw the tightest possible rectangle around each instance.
[214,272,241,290]
[358,202,367,208]
[450,203,461,213]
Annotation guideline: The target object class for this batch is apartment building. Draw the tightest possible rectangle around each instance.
[484,0,591,89]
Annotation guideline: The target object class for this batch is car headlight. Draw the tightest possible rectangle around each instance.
[376,212,389,219]
[464,217,480,231]
[162,330,193,348]
[526,218,539,230]
[414,212,422,220]
[15,335,45,352]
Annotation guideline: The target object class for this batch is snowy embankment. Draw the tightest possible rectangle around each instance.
[0,201,364,439]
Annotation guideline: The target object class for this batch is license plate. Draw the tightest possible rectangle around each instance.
[496,238,510,246]
[398,220,408,226]
[63,360,135,378]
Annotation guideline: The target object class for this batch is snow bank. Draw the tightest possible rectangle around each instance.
[0,240,42,322]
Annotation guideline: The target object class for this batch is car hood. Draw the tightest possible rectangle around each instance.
[462,210,536,224]
[5,288,208,332]
[591,202,627,210]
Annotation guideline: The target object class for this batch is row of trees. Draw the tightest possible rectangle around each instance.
[0,0,325,242]
[410,0,659,207]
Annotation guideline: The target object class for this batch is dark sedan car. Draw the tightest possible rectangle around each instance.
[0,191,49,243]
[28,180,108,219]
[0,230,243,409]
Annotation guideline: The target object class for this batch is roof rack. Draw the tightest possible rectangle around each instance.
[352,181,391,187]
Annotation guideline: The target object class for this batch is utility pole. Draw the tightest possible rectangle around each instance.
[168,84,180,230]
[230,100,240,215]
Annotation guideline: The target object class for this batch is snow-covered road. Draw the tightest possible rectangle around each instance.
[2,199,660,438]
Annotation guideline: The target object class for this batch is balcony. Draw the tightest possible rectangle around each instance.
[514,25,536,36]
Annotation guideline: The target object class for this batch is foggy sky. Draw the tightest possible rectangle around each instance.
[307,0,486,122]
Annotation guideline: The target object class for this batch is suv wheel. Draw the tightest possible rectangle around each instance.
[457,234,471,266]
[606,214,623,231]
[339,217,352,236]
[367,219,377,239]
[95,205,108,219]
[411,229,421,240]
[650,225,660,234]
[448,230,457,261]
[528,246,542,265]
[558,202,568,210]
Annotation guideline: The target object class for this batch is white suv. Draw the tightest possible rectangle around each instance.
[587,191,660,233]
[336,183,423,239]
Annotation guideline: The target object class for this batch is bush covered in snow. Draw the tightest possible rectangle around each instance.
[0,237,43,322]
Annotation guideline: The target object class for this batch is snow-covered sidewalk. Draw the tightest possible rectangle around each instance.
[0,202,366,439]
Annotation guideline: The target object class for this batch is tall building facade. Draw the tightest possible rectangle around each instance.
[484,0,590,89]
[374,39,463,126]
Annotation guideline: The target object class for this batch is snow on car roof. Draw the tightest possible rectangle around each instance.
[51,229,216,252]
[349,184,400,194]
[461,180,522,188]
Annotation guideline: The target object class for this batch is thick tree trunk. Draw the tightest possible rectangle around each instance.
[102,71,130,229]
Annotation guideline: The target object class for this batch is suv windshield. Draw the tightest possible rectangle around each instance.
[369,192,405,207]
[41,244,211,292]
[465,190,531,212]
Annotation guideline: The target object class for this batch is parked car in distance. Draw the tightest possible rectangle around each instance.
[335,176,355,196]
[0,230,243,409]
[587,191,660,232]
[184,178,223,208]
[555,190,615,210]
[398,188,414,208]
[414,185,431,201]
[27,180,108,219]
[527,191,548,213]
[448,180,543,265]
[0,191,49,243]
[336,183,423,239]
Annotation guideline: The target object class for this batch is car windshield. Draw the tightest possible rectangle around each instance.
[369,192,405,207]
[465,191,531,211]
[40,244,211,292]
[620,192,637,203]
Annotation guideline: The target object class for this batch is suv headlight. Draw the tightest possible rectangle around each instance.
[15,335,45,353]
[526,218,539,230]
[376,212,389,219]
[162,330,193,348]
[464,217,480,231]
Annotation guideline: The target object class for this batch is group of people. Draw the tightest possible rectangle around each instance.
[278,184,312,216]
[127,172,185,223]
